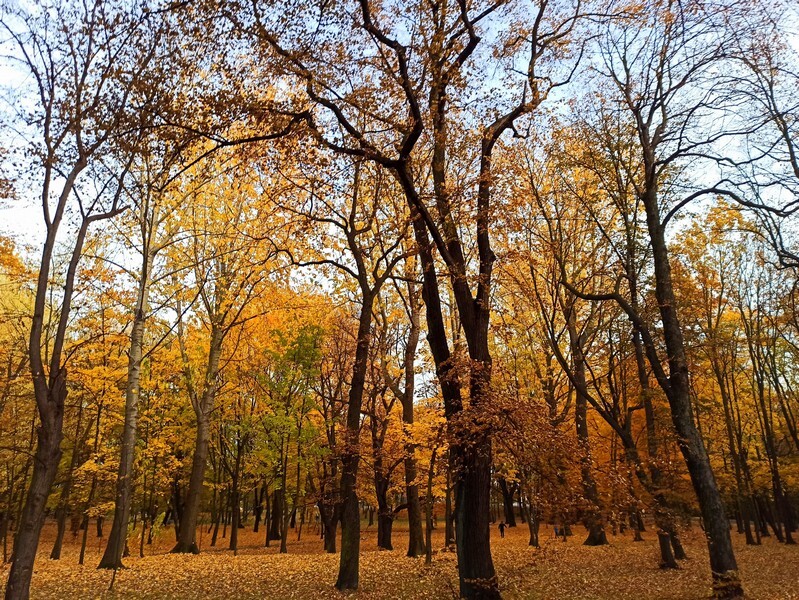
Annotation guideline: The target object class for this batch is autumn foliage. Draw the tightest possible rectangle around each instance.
[0,1,798,599]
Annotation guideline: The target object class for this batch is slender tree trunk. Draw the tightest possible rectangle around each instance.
[172,325,223,554]
[642,186,741,598]
[229,480,240,553]
[253,485,264,533]
[50,401,86,561]
[211,488,224,547]
[444,463,455,548]
[100,252,152,568]
[425,448,437,565]
[399,284,425,557]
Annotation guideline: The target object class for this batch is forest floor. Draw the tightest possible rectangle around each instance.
[3,518,798,599]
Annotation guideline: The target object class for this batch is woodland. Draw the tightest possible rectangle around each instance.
[0,1,798,599]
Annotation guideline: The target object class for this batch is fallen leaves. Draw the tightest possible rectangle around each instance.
[5,521,798,599]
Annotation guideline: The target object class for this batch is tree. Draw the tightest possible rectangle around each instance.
[171,155,283,553]
[0,1,164,596]
[244,1,591,594]
[560,2,747,595]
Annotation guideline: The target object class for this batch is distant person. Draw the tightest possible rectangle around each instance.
[498,521,506,538]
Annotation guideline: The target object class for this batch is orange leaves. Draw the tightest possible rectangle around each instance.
[11,521,799,599]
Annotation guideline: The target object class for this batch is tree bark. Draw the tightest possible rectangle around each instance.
[5,395,63,600]
[335,292,375,590]
[642,185,741,598]
[100,249,153,568]
[498,478,517,528]
[172,324,224,553]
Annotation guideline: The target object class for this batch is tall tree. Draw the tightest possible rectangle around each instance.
[245,2,591,595]
[0,1,162,596]
[561,2,747,595]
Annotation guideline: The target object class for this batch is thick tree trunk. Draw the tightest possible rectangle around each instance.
[5,406,63,600]
[377,512,394,551]
[335,292,374,591]
[453,434,498,599]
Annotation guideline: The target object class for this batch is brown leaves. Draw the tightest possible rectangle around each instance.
[10,521,799,599]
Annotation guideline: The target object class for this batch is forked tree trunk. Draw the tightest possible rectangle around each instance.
[657,530,678,569]
[498,478,517,528]
[564,301,608,547]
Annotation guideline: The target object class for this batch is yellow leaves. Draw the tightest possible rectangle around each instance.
[0,236,27,279]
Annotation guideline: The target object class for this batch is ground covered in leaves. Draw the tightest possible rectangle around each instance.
[5,520,798,599]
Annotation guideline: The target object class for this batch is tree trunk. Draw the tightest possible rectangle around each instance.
[399,283,425,557]
[335,292,374,591]
[642,186,741,598]
[498,478,517,528]
[444,463,455,548]
[564,301,608,547]
[425,448,437,565]
[50,398,86,561]
[658,530,679,569]
[172,412,210,554]
[172,324,223,554]
[229,483,240,553]
[5,405,63,600]
[321,503,338,554]
[376,475,393,551]
[99,258,151,568]
[253,486,264,533]
[268,489,282,541]
[377,512,394,551]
